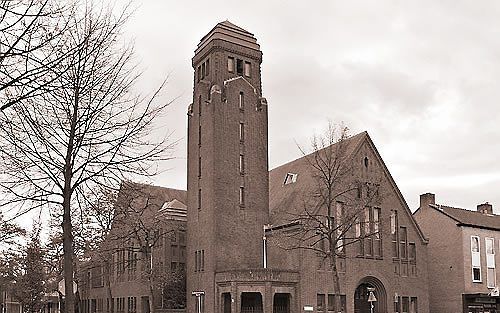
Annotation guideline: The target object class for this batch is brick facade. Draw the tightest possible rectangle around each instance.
[186,21,431,313]
[414,194,500,313]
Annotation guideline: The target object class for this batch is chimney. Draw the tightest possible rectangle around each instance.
[477,202,493,215]
[420,193,435,210]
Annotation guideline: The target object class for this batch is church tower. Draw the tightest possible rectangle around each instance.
[186,21,270,312]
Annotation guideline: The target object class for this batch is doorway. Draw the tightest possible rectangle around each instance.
[240,292,263,313]
[354,276,386,313]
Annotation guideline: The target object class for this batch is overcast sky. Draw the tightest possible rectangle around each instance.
[116,0,500,213]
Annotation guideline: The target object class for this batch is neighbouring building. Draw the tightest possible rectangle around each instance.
[414,193,500,313]
[186,21,430,313]
[79,182,187,313]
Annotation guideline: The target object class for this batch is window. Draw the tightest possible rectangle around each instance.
[283,173,298,185]
[409,243,416,263]
[471,236,481,282]
[198,157,202,178]
[487,268,496,288]
[236,59,243,75]
[127,250,137,281]
[198,189,201,210]
[201,62,205,78]
[244,61,251,77]
[373,207,382,257]
[228,57,234,72]
[336,202,344,253]
[391,211,399,258]
[317,294,325,312]
[171,245,177,257]
[473,267,481,282]
[402,297,409,313]
[486,238,495,287]
[410,297,418,313]
[206,59,209,75]
[197,66,201,82]
[327,294,335,312]
[239,92,244,109]
[127,297,136,313]
[195,250,204,272]
[239,154,244,174]
[400,227,407,259]
[471,236,479,252]
[239,122,244,141]
[364,156,369,168]
[239,186,245,206]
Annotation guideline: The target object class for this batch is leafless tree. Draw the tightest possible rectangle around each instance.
[0,2,174,313]
[0,0,70,111]
[273,123,383,312]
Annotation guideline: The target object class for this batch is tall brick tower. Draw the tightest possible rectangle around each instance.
[187,21,270,312]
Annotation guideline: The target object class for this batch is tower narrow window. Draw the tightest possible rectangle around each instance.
[239,186,245,206]
[244,61,251,77]
[201,62,206,78]
[228,57,234,73]
[239,92,244,110]
[198,157,202,178]
[239,122,244,141]
[198,189,202,210]
[206,59,210,75]
[197,66,201,82]
[239,154,244,174]
[236,59,243,75]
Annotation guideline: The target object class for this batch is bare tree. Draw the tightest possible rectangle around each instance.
[273,123,382,312]
[0,212,25,245]
[0,2,174,313]
[0,0,70,110]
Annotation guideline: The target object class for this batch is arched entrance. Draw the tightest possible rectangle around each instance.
[354,276,387,313]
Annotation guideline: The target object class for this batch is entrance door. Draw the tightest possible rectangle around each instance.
[354,283,377,313]
[240,293,263,313]
[273,293,290,313]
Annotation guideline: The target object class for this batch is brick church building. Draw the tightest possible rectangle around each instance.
[186,21,430,313]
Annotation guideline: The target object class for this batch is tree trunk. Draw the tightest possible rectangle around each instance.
[62,194,75,313]
[330,254,342,313]
[105,259,114,313]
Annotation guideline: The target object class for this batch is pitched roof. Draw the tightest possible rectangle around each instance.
[268,131,429,243]
[268,131,366,222]
[430,204,500,231]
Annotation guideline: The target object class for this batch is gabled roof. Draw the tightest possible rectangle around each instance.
[269,131,366,221]
[430,204,500,231]
[268,131,429,243]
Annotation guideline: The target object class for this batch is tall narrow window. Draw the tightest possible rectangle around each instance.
[236,59,243,75]
[239,186,245,206]
[409,243,416,263]
[364,207,372,256]
[198,189,201,210]
[317,294,325,312]
[228,57,234,72]
[244,61,251,77]
[336,202,344,253]
[374,207,382,257]
[391,211,399,258]
[239,92,244,109]
[471,236,481,282]
[239,154,244,174]
[198,157,202,178]
[486,238,495,287]
[239,122,244,141]
[200,250,204,271]
[197,66,201,82]
[201,62,206,78]
[206,59,210,75]
[400,227,408,259]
